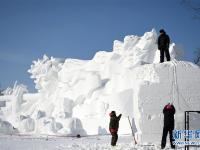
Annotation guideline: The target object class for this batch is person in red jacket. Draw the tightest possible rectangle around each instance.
[109,111,122,146]
[161,103,176,149]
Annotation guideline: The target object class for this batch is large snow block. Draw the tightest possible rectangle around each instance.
[137,61,200,143]
[109,89,134,117]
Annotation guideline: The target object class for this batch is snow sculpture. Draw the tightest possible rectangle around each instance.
[0,29,199,144]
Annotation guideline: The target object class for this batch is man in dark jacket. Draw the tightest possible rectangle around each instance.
[161,103,176,149]
[158,29,171,63]
[109,111,122,146]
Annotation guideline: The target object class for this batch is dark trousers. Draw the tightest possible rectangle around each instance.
[111,132,118,146]
[161,126,175,148]
[160,48,171,63]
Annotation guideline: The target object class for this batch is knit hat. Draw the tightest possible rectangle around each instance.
[159,29,165,33]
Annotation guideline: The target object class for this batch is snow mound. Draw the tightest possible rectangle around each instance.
[0,118,17,134]
[0,29,199,144]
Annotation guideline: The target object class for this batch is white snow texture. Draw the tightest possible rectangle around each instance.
[0,29,199,144]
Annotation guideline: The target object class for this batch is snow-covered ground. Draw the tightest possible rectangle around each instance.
[0,135,186,150]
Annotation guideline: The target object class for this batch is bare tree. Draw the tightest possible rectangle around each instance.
[194,48,200,66]
[0,83,3,96]
[181,1,200,65]
[182,0,200,19]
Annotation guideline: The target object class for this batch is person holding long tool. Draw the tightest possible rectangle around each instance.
[109,111,122,146]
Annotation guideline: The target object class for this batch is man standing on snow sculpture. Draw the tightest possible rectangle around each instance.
[161,103,176,149]
[109,111,122,146]
[158,29,171,63]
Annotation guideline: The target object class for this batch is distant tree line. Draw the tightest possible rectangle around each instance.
[182,0,200,65]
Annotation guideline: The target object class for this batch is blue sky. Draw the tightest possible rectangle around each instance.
[0,0,199,92]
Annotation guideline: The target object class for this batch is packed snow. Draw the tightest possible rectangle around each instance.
[0,135,187,150]
[0,29,200,146]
